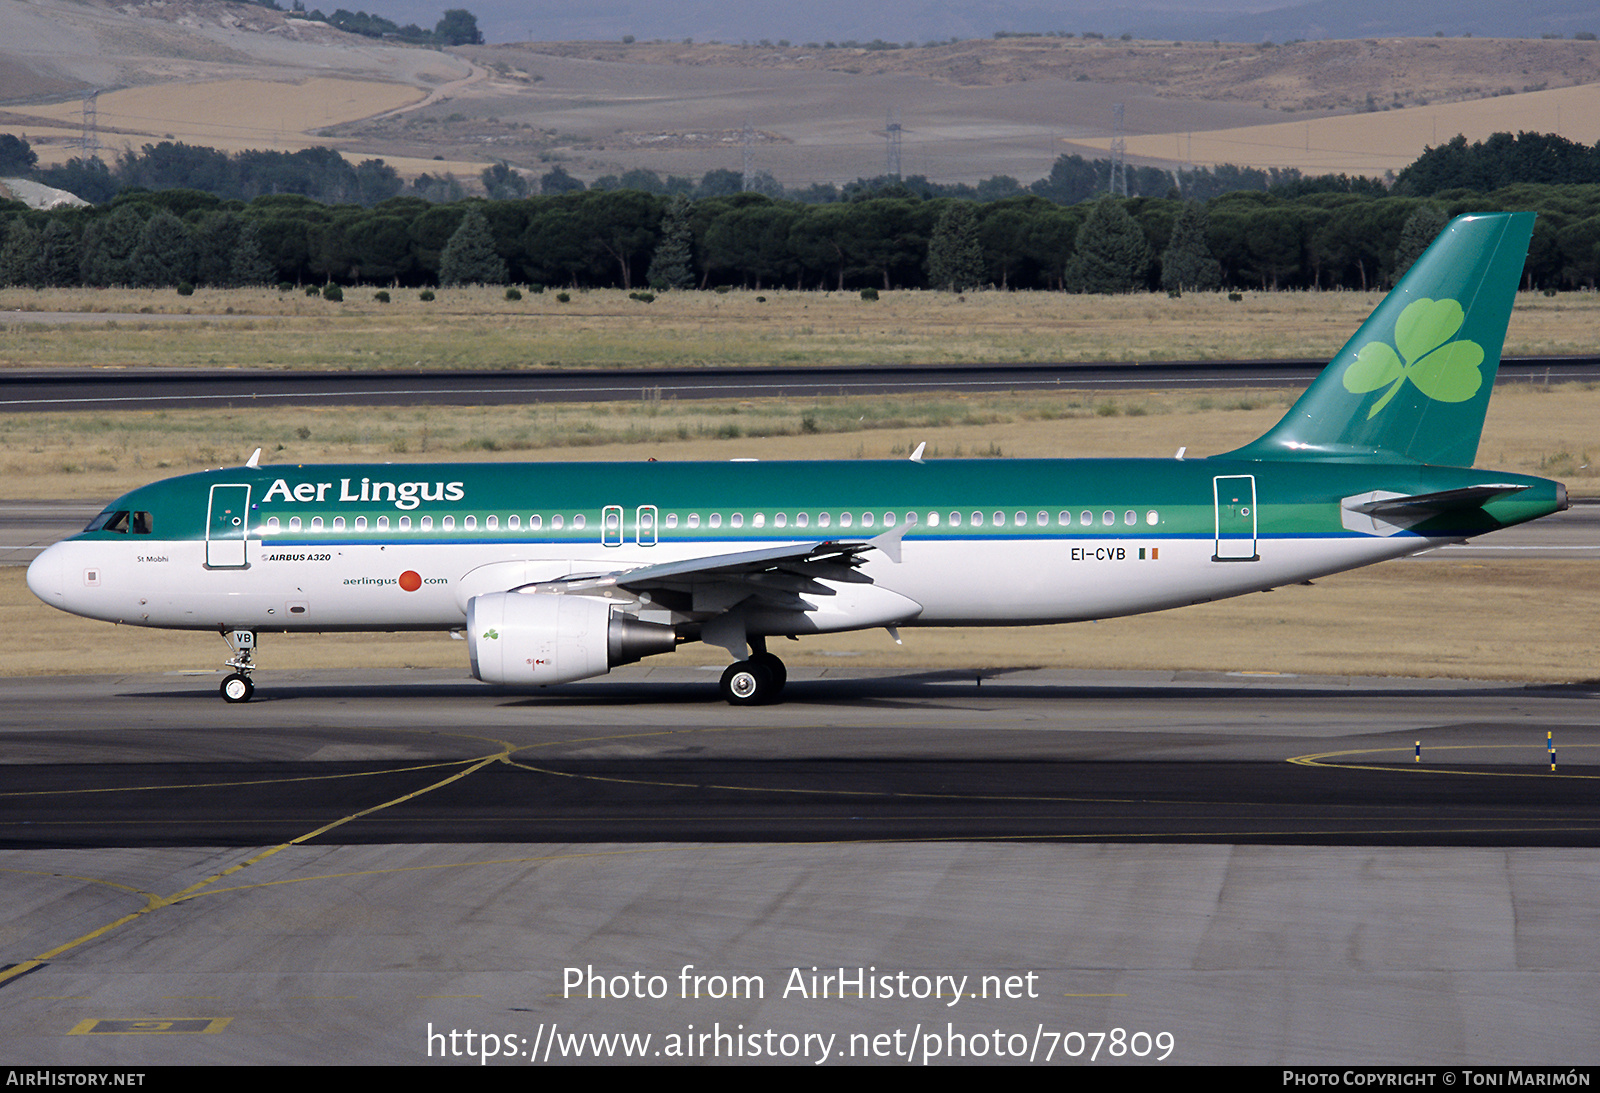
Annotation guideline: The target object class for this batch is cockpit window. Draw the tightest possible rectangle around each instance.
[82,509,152,534]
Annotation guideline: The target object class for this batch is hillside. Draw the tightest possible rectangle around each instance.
[2,0,1598,186]
[522,36,1600,115]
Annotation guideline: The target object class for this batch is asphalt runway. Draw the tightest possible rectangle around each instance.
[1,667,1597,1064]
[1,669,1597,849]
[4,355,1598,412]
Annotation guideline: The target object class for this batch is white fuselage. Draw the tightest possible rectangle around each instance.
[28,530,1440,635]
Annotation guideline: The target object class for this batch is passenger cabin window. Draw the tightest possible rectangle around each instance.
[333,517,345,530]
[355,516,368,530]
[486,516,498,530]
[573,515,587,530]
[289,516,302,532]
[266,517,281,532]
[442,516,454,530]
[311,516,323,530]
[465,516,477,530]
[530,515,542,530]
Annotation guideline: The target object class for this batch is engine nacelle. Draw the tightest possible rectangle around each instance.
[467,592,677,686]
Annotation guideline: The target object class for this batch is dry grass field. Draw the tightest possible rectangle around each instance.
[3,375,1598,500]
[21,77,425,157]
[1,285,1596,503]
[1085,84,1600,175]
[548,36,1600,114]
[1,287,1596,372]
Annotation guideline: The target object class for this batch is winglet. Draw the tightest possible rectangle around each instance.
[910,442,926,463]
[246,448,262,468]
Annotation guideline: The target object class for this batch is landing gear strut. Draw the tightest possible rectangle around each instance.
[220,629,257,703]
[718,642,787,706]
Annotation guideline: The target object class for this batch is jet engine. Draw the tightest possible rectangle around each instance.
[467,591,677,685]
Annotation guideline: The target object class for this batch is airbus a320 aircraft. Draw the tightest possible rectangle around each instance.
[27,212,1566,705]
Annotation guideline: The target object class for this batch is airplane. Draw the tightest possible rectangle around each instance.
[26,211,1567,706]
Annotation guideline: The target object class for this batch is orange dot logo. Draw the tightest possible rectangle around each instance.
[398,570,422,592]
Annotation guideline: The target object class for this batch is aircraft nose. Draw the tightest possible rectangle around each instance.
[26,541,66,607]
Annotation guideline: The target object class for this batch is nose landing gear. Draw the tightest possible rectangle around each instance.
[220,629,257,703]
[221,671,254,703]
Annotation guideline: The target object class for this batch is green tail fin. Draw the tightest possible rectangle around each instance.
[1222,211,1534,466]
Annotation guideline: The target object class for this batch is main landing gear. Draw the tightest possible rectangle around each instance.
[220,629,257,703]
[719,643,788,706]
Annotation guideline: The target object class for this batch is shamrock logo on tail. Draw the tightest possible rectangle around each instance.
[1342,298,1485,419]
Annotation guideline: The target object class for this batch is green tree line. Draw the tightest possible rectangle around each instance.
[7,133,1600,292]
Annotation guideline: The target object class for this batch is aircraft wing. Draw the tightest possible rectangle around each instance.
[546,524,908,603]
[575,539,874,589]
[485,526,922,663]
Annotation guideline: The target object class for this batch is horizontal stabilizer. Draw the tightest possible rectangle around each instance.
[1342,484,1529,516]
[1340,483,1530,537]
